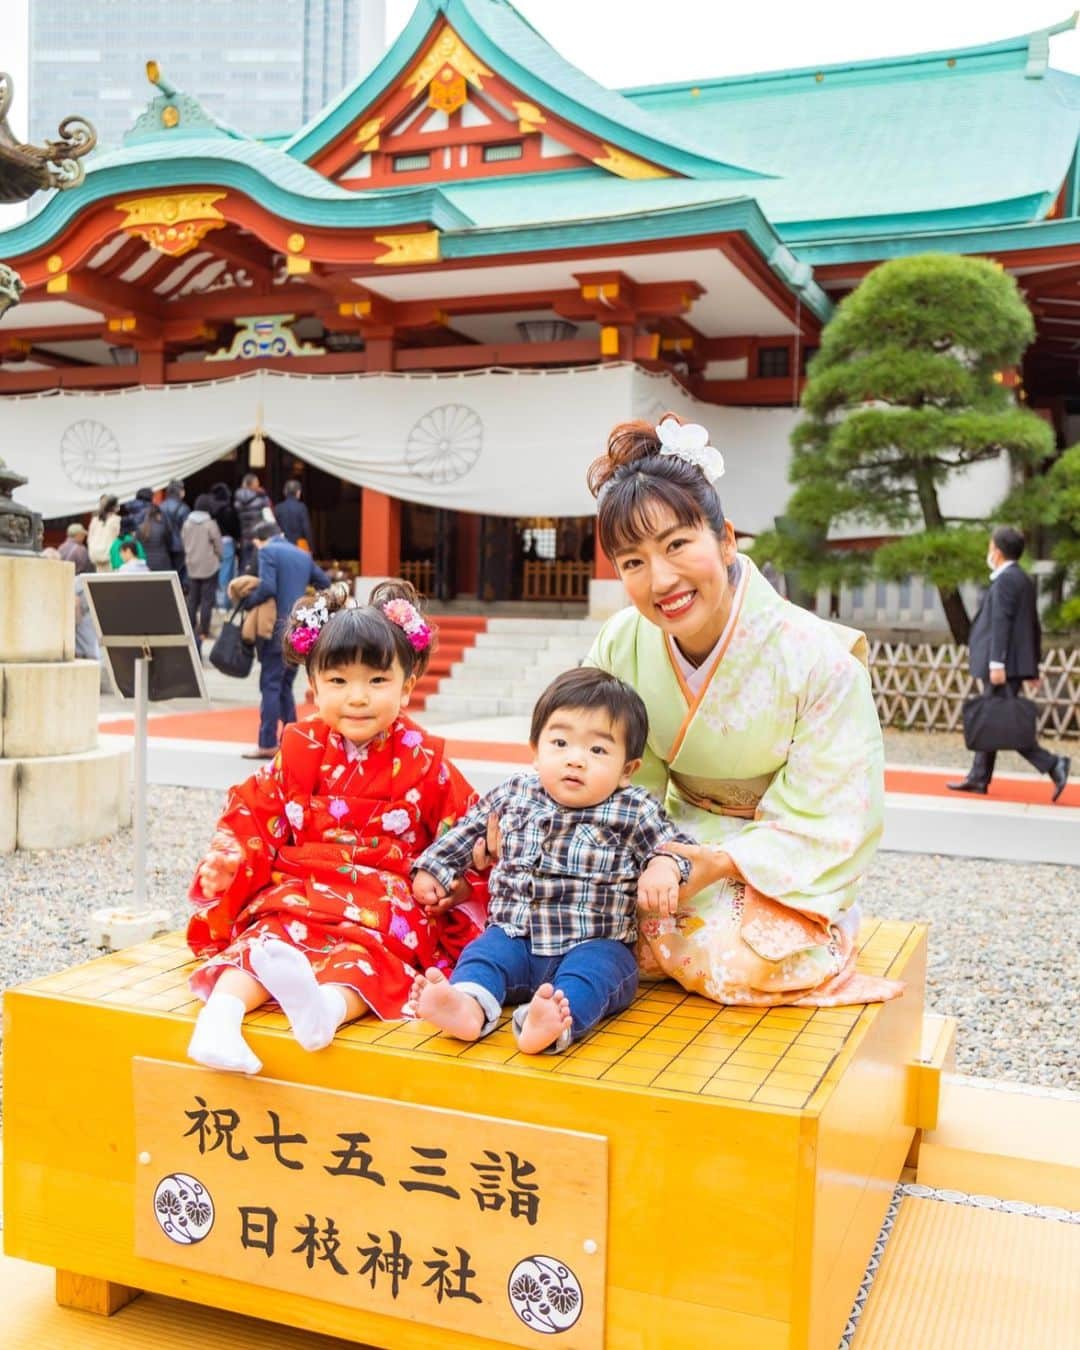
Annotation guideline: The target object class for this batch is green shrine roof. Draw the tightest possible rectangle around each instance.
[625,15,1080,242]
[284,0,772,181]
[2,3,1079,285]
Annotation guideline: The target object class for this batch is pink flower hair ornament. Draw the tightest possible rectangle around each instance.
[288,595,330,655]
[382,597,433,652]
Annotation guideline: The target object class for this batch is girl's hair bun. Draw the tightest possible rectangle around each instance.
[587,412,685,499]
[368,577,423,612]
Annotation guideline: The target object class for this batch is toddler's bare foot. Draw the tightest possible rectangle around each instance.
[516,983,573,1054]
[413,967,486,1041]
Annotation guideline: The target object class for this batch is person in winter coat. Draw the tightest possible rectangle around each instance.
[88,495,121,571]
[182,494,224,645]
[274,479,313,548]
[138,504,180,573]
[161,480,191,585]
[210,481,241,608]
[120,487,155,537]
[234,472,271,575]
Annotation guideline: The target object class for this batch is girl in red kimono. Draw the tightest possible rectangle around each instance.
[186,580,487,1075]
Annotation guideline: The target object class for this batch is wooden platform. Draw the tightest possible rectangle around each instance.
[3,920,925,1350]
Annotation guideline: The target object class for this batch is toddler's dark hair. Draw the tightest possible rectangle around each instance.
[530,667,648,761]
[282,578,434,680]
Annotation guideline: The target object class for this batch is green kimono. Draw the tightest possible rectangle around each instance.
[587,557,895,1007]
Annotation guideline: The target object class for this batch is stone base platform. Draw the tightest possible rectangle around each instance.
[3,921,925,1349]
[0,740,131,852]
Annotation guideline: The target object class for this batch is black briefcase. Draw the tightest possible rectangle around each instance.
[208,606,255,679]
[962,686,1038,753]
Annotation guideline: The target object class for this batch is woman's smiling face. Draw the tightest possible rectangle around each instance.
[613,505,738,660]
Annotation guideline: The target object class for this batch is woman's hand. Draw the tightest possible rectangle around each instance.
[470,813,502,872]
[197,832,243,897]
[663,842,740,899]
[637,855,681,917]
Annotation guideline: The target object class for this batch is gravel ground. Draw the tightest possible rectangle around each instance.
[1,780,1077,1112]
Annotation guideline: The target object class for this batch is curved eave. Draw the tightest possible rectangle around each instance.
[796,214,1080,267]
[0,155,475,260]
[776,192,1057,246]
[440,196,832,322]
[283,0,773,182]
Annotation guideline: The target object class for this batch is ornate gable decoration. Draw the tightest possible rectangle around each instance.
[312,21,670,189]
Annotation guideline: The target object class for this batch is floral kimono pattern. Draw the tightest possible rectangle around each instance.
[188,715,488,1019]
[588,556,902,1008]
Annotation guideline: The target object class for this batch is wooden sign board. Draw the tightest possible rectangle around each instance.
[134,1059,608,1347]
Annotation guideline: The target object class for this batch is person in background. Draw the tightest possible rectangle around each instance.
[109,532,146,571]
[241,521,330,759]
[138,503,180,573]
[44,546,107,687]
[161,479,191,586]
[182,494,224,650]
[117,539,149,572]
[948,525,1070,801]
[234,472,271,575]
[120,486,155,538]
[274,478,313,548]
[87,495,121,571]
[58,522,93,574]
[209,481,241,608]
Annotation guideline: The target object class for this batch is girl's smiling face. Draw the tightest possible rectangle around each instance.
[311,657,416,745]
[613,505,738,664]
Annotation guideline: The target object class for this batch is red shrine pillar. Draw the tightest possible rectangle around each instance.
[357,488,401,600]
[589,516,626,618]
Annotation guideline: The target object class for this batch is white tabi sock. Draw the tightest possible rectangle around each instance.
[250,938,350,1051]
[187,992,262,1075]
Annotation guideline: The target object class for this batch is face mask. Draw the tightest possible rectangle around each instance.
[987,552,997,573]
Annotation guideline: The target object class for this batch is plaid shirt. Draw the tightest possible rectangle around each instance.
[415,771,694,956]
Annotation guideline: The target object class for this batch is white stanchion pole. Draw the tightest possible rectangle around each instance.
[133,650,150,909]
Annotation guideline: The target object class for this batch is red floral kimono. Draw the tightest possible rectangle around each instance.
[188,715,487,1019]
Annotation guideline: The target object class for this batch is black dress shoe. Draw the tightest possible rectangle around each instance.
[1050,756,1071,803]
[946,779,989,794]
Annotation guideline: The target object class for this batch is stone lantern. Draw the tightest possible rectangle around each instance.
[0,77,127,854]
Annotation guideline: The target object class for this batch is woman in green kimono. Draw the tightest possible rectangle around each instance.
[584,414,901,1007]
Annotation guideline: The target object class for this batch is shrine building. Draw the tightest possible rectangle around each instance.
[3,1,1080,612]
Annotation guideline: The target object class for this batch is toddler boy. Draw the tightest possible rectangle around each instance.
[410,667,692,1053]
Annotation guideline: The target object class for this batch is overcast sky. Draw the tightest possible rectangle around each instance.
[2,0,1079,223]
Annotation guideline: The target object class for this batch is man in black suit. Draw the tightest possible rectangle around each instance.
[948,525,1070,800]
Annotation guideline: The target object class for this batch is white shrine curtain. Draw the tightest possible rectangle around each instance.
[1,364,800,531]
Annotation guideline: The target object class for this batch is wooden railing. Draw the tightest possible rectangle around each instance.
[869,641,1080,739]
[523,560,591,602]
[399,560,435,595]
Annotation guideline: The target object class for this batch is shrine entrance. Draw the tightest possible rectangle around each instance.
[402,508,595,604]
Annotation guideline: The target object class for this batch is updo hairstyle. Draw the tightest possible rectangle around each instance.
[587,411,727,560]
[282,578,435,681]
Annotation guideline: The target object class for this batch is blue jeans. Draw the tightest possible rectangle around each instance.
[450,926,638,1051]
[256,632,297,749]
[216,536,236,609]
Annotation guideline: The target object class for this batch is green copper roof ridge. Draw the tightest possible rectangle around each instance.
[283,0,776,181]
[621,11,1079,99]
[0,153,475,257]
[777,191,1056,245]
[794,213,1080,266]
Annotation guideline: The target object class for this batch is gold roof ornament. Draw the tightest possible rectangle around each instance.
[115,191,228,257]
[404,26,492,97]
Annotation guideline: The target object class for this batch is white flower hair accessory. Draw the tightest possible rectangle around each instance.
[656,417,725,485]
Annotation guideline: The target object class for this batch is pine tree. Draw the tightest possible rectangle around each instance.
[753,254,1054,642]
